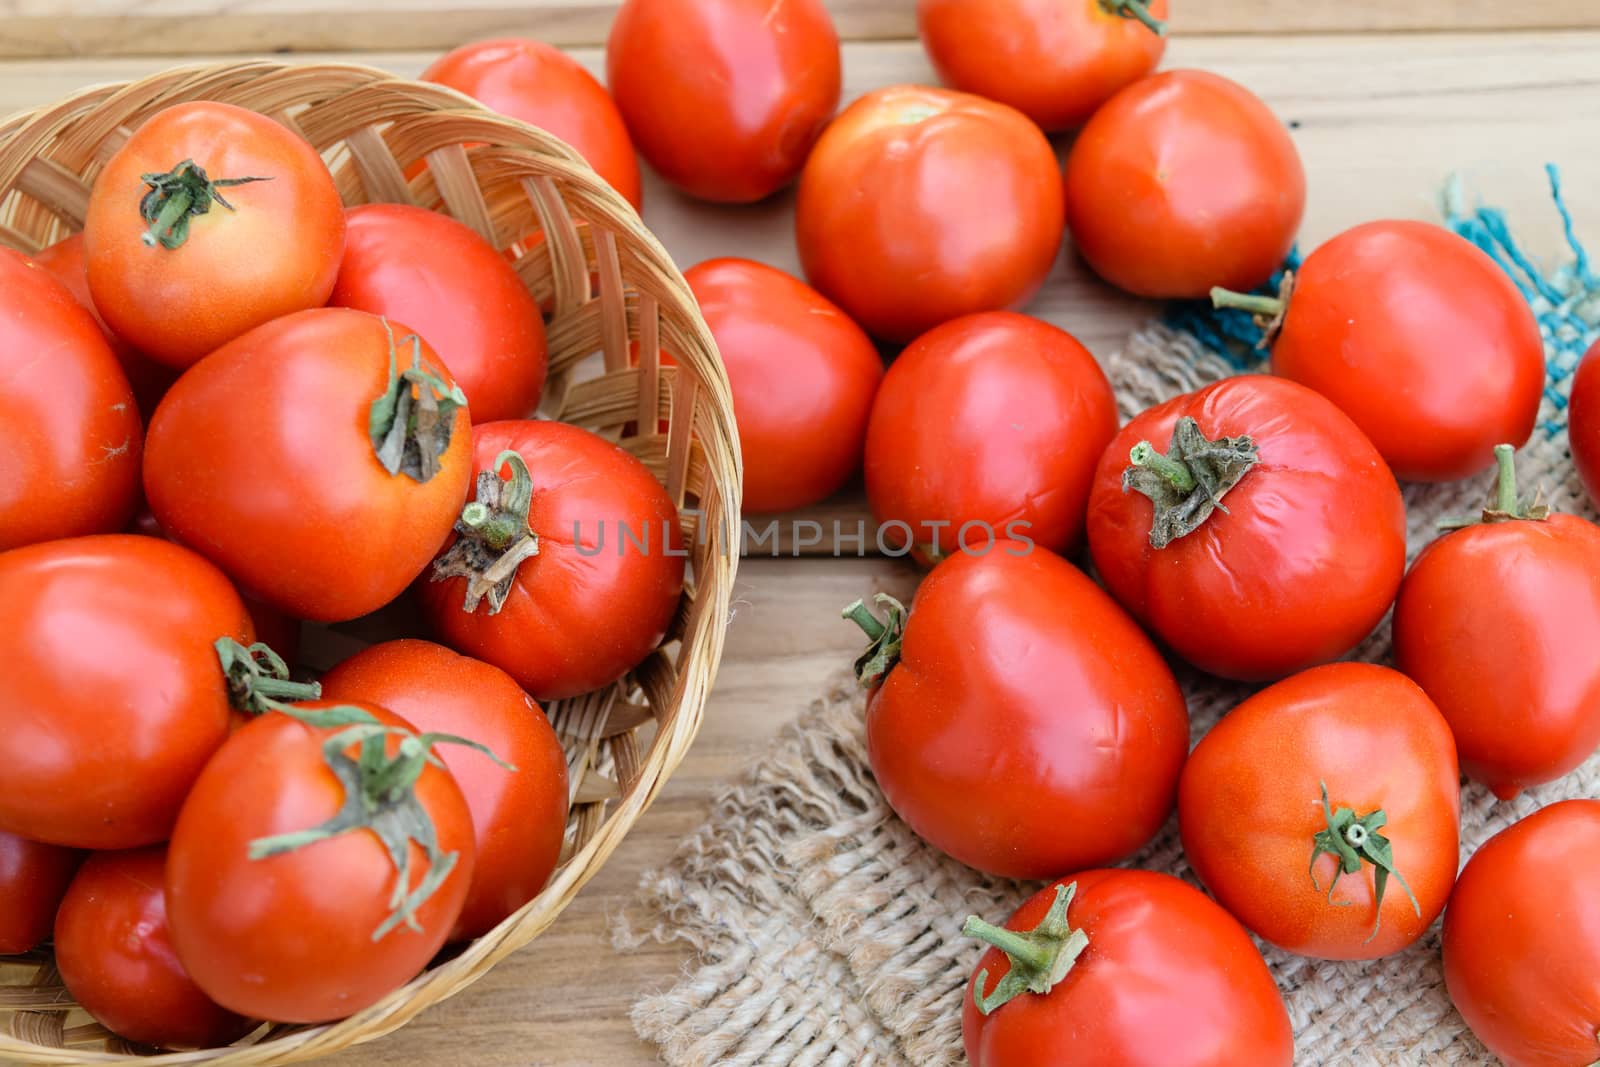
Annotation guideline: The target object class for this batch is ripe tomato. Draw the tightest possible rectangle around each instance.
[1393,447,1600,800]
[166,703,475,1023]
[320,639,571,940]
[0,249,141,552]
[55,847,254,1050]
[421,420,684,700]
[847,547,1188,879]
[32,234,176,419]
[1087,375,1406,682]
[84,101,345,369]
[797,86,1064,343]
[864,312,1117,563]
[1564,340,1600,504]
[1216,221,1544,483]
[682,258,883,513]
[607,0,840,203]
[1179,663,1460,961]
[423,38,642,209]
[0,832,82,954]
[0,535,252,848]
[144,308,473,623]
[329,204,548,423]
[1443,800,1600,1067]
[961,871,1293,1067]
[918,0,1168,132]
[1064,69,1305,299]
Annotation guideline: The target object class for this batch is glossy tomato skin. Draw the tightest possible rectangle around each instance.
[1272,222,1543,483]
[329,205,548,423]
[918,0,1168,132]
[868,547,1188,879]
[864,312,1117,562]
[1572,341,1600,504]
[0,249,141,552]
[607,0,840,203]
[1393,513,1600,800]
[166,703,474,1024]
[144,308,474,623]
[1087,376,1406,682]
[1443,800,1600,1067]
[797,86,1064,343]
[84,102,345,368]
[421,421,684,700]
[55,847,254,1049]
[963,870,1294,1067]
[0,832,82,954]
[684,258,883,513]
[0,535,252,849]
[320,639,571,940]
[423,38,642,209]
[1064,69,1304,299]
[1179,663,1460,960]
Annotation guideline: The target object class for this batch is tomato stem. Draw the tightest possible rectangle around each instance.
[1124,418,1260,549]
[215,637,322,715]
[430,449,542,615]
[1309,781,1420,944]
[842,593,907,687]
[1438,443,1552,529]
[962,882,1090,1017]
[368,319,468,484]
[1128,441,1197,492]
[138,159,271,250]
[1101,0,1166,36]
[1493,443,1520,515]
[1209,287,1285,318]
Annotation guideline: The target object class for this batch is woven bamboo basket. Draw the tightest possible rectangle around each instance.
[0,60,740,1064]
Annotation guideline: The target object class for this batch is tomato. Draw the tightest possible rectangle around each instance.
[423,38,642,209]
[144,308,473,623]
[1443,800,1600,1067]
[864,312,1117,563]
[607,0,840,203]
[846,547,1188,879]
[320,639,570,940]
[0,535,253,848]
[680,258,883,513]
[1064,70,1305,299]
[0,249,141,552]
[797,86,1064,343]
[961,871,1293,1067]
[83,101,345,369]
[1087,375,1405,682]
[421,420,684,700]
[918,0,1167,132]
[1393,446,1600,800]
[0,832,82,954]
[55,847,253,1049]
[166,703,475,1023]
[1179,663,1460,961]
[329,204,548,423]
[1564,341,1600,503]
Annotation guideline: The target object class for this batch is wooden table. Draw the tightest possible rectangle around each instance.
[3,2,1599,1063]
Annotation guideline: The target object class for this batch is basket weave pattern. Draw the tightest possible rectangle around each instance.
[0,60,740,1065]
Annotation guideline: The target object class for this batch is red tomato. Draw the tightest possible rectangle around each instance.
[0,535,253,848]
[918,0,1168,132]
[84,102,345,368]
[1087,375,1406,682]
[1179,663,1460,961]
[320,639,571,940]
[798,86,1064,343]
[32,234,176,419]
[328,204,548,423]
[1393,447,1600,799]
[166,703,475,1023]
[1443,799,1600,1067]
[682,258,883,513]
[961,871,1293,1067]
[0,832,82,954]
[1232,221,1544,482]
[423,38,642,209]
[0,249,141,552]
[848,547,1188,879]
[421,420,684,700]
[55,847,253,1050]
[864,312,1117,563]
[1574,342,1600,504]
[144,308,473,623]
[1064,69,1305,299]
[607,0,840,203]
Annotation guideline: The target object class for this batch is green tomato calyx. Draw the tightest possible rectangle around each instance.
[138,159,271,250]
[369,318,468,484]
[1439,444,1551,530]
[1310,781,1421,944]
[1124,416,1259,549]
[842,592,907,688]
[215,636,321,714]
[430,448,542,616]
[962,882,1090,1017]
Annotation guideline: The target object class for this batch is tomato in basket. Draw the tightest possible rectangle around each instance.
[0,832,82,955]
